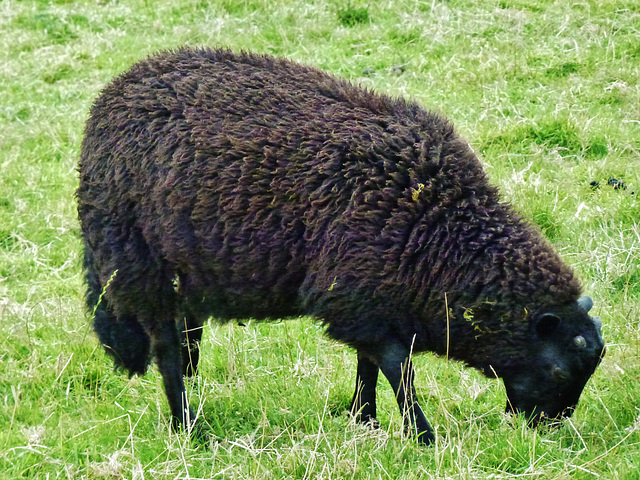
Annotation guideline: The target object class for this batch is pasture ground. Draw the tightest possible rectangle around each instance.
[1,0,639,478]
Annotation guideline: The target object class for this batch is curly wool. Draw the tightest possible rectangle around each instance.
[77,47,581,378]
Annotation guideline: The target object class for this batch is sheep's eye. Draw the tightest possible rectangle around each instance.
[574,335,587,348]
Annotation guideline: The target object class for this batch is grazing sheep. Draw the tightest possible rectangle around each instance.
[77,47,605,445]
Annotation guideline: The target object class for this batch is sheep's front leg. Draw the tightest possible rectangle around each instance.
[350,352,379,425]
[377,343,435,445]
[148,320,196,431]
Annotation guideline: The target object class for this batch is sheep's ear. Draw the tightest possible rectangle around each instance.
[535,313,561,337]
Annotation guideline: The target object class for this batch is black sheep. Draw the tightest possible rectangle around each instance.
[77,47,605,444]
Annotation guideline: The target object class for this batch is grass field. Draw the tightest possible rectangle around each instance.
[1,0,639,478]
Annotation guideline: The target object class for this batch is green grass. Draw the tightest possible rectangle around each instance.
[1,0,639,477]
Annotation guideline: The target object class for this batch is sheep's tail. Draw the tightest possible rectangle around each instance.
[83,240,151,376]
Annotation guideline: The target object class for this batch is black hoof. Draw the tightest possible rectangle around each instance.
[416,428,435,446]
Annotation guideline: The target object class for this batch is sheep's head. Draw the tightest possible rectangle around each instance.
[501,296,605,425]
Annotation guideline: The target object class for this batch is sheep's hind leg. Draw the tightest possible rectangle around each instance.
[377,342,435,445]
[147,319,197,433]
[350,352,379,426]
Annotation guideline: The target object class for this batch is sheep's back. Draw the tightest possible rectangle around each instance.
[79,47,505,328]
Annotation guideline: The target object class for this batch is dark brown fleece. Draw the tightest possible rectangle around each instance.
[77,47,581,379]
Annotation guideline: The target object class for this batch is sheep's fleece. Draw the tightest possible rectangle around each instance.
[77,47,605,444]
